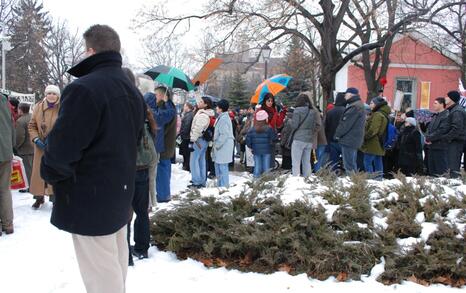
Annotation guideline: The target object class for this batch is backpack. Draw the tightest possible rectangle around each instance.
[136,122,156,168]
[202,116,216,142]
[383,120,398,150]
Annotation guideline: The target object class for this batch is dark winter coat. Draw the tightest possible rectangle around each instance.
[325,94,346,143]
[443,104,466,143]
[246,125,277,155]
[159,101,177,160]
[15,113,34,155]
[40,51,145,236]
[179,110,194,140]
[334,96,366,149]
[425,110,449,150]
[360,104,390,156]
[398,125,422,173]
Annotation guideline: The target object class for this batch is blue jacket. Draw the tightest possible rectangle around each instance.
[246,125,277,155]
[145,93,177,154]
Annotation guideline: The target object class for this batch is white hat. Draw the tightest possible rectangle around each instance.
[405,117,417,127]
[45,85,61,97]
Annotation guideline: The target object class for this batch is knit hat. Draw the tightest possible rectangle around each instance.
[447,90,461,103]
[345,87,359,95]
[45,85,60,97]
[405,117,417,127]
[217,99,229,112]
[255,110,268,121]
[371,96,387,108]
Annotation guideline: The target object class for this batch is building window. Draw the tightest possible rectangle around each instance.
[396,78,416,112]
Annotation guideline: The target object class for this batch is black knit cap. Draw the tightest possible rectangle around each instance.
[447,90,461,103]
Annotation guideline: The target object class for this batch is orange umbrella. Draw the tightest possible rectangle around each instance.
[192,58,224,86]
[250,74,292,104]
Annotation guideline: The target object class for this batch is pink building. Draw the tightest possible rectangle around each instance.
[336,33,462,111]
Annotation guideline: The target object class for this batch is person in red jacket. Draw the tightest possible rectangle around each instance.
[260,93,286,130]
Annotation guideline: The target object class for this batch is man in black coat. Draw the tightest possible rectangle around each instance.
[41,25,144,293]
[443,90,466,178]
[425,97,449,176]
[334,87,366,173]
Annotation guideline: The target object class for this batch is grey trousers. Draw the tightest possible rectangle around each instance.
[72,226,128,293]
[0,161,13,229]
[19,154,33,185]
[291,140,313,177]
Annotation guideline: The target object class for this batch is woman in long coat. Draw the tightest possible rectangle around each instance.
[28,85,61,209]
[212,99,235,187]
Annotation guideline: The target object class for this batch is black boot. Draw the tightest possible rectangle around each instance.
[32,196,44,209]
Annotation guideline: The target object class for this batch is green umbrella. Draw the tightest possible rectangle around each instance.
[144,65,195,91]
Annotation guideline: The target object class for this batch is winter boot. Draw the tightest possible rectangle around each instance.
[32,196,45,209]
[2,225,13,235]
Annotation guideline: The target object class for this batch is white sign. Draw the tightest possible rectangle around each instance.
[393,90,404,111]
[1,88,35,104]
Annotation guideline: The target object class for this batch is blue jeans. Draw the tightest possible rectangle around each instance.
[341,145,358,173]
[328,142,342,171]
[132,169,149,252]
[363,153,383,178]
[156,159,171,202]
[315,145,329,172]
[253,154,271,178]
[214,163,229,187]
[190,139,208,186]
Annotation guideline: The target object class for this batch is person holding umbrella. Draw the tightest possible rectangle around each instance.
[145,86,177,203]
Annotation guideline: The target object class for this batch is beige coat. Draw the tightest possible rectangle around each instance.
[28,99,60,196]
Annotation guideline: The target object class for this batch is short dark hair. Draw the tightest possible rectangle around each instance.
[18,103,30,113]
[83,25,120,53]
[154,86,171,100]
[435,97,446,108]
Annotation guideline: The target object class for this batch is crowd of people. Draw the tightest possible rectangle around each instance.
[0,23,465,293]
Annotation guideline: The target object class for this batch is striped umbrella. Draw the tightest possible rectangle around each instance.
[144,65,195,91]
[250,74,292,104]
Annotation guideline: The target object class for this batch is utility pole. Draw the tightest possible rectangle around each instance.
[0,24,11,89]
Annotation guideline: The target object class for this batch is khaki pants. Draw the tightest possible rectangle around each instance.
[148,152,160,208]
[72,226,128,293]
[0,161,13,229]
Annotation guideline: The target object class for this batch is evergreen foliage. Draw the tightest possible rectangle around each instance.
[150,171,466,287]
[226,71,250,109]
[6,0,50,93]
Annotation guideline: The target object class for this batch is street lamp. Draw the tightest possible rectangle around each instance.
[0,35,10,90]
[262,44,272,80]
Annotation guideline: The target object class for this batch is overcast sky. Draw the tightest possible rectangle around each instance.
[41,0,203,70]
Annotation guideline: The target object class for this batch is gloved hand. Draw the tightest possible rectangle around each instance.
[188,142,194,152]
[33,138,46,150]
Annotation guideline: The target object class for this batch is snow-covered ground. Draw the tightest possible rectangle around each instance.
[0,163,464,292]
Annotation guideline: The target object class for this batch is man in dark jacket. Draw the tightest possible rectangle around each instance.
[425,97,449,176]
[41,25,144,293]
[334,87,366,173]
[443,91,466,178]
[179,102,195,171]
[15,103,34,190]
[325,92,346,170]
